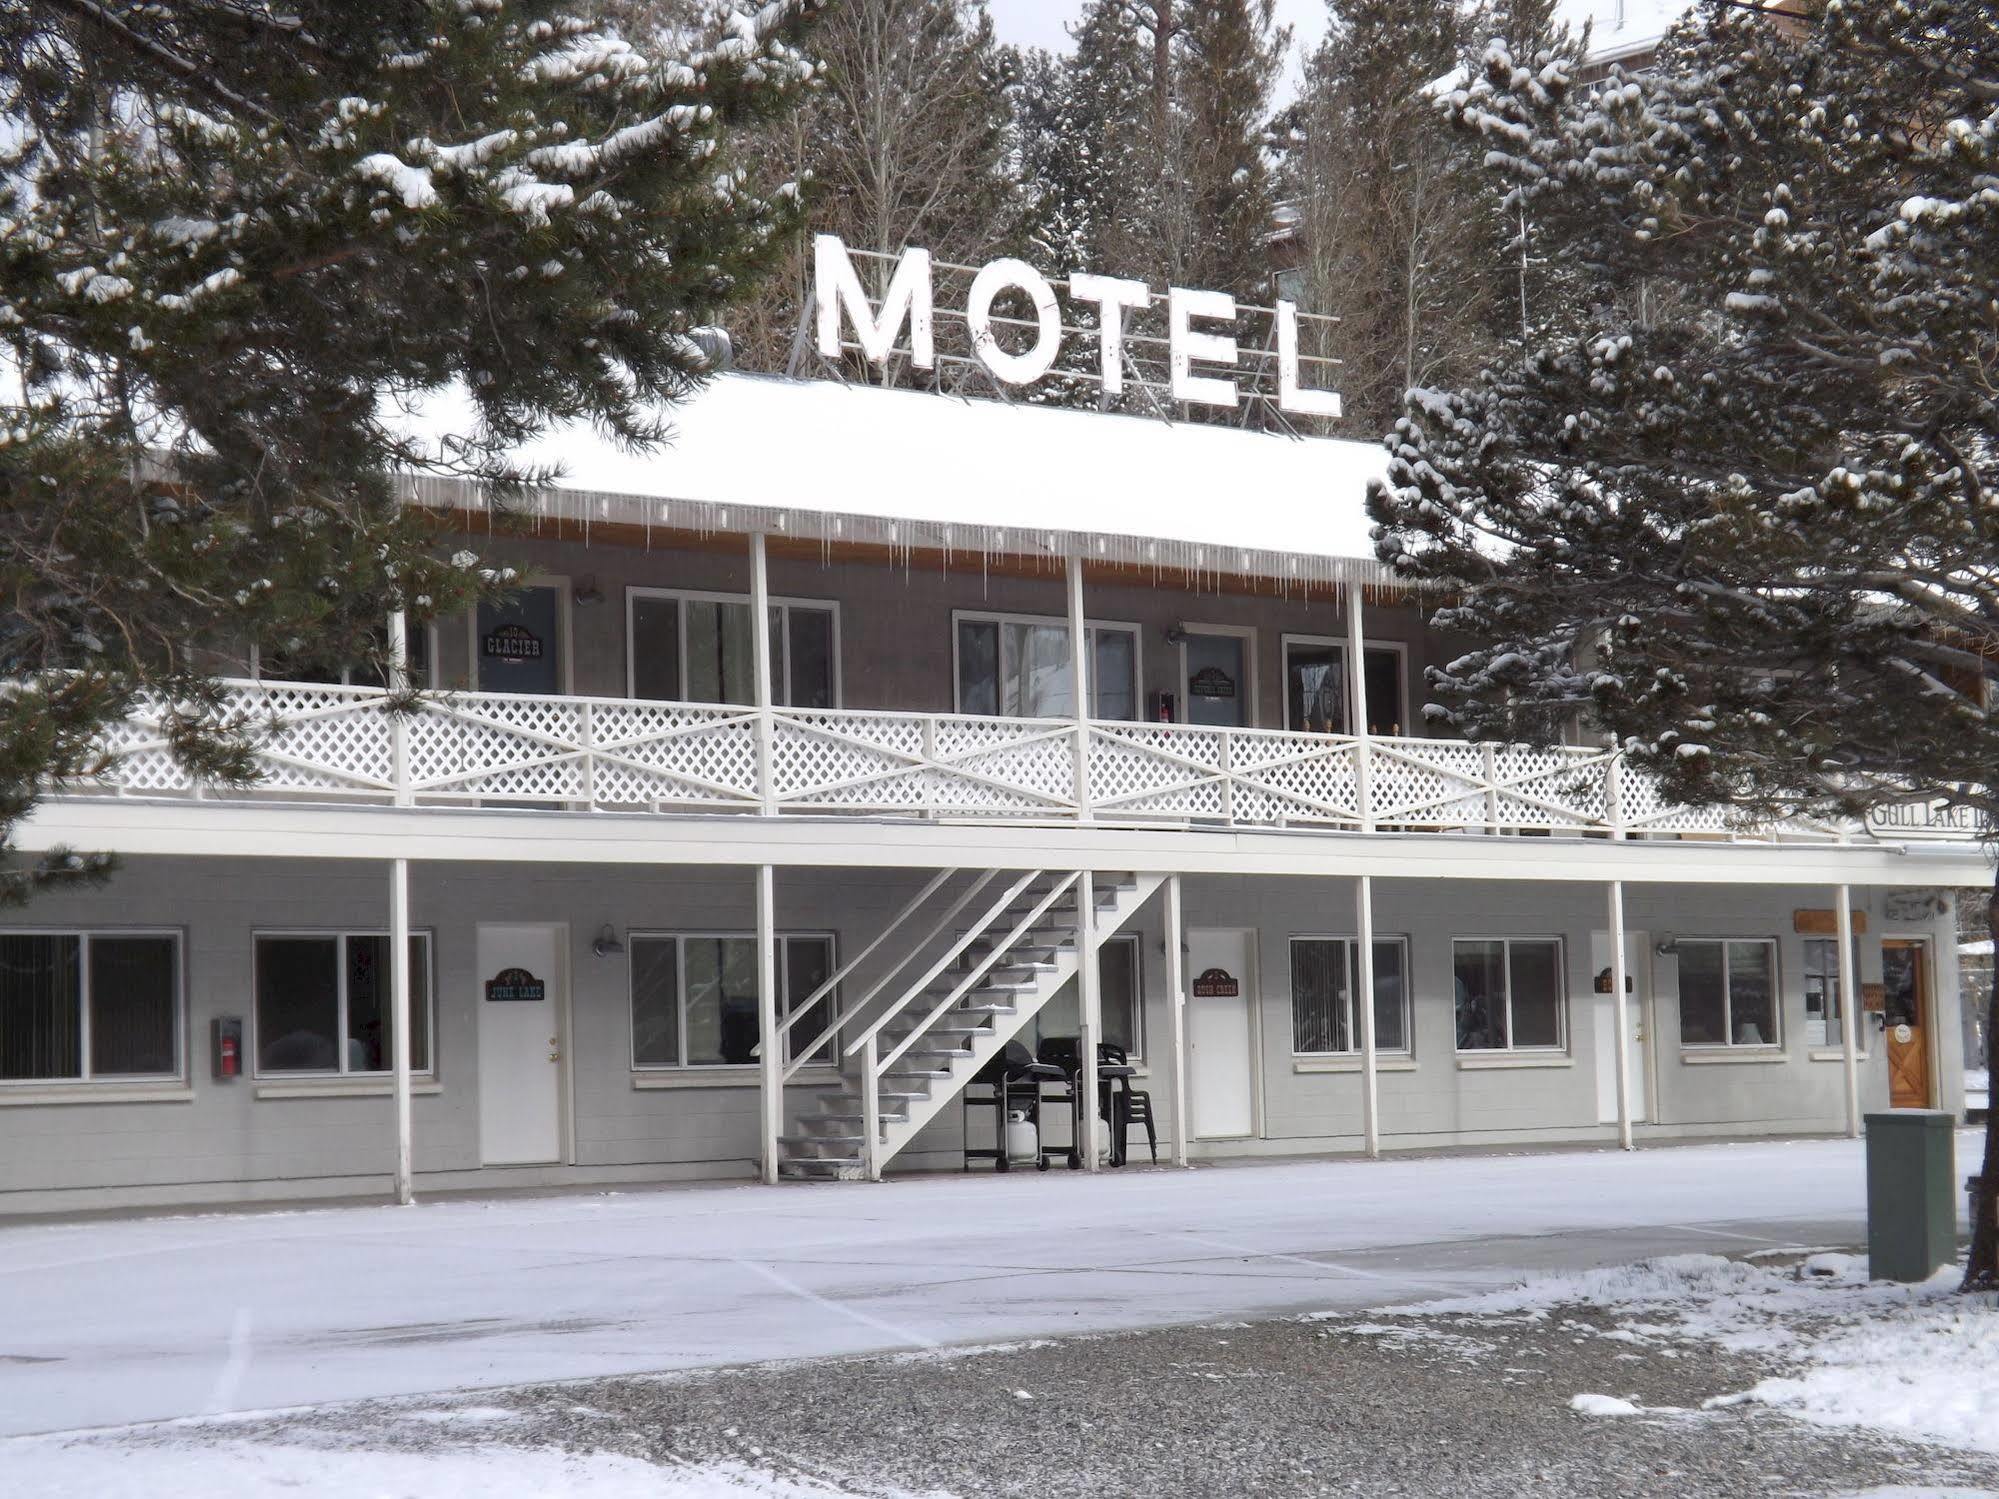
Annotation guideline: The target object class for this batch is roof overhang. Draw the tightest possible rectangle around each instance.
[395,374,1396,590]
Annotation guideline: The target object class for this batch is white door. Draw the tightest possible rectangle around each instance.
[1590,929,1650,1124]
[1187,928,1257,1139]
[477,923,566,1165]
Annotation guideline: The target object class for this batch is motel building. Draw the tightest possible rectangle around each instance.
[0,239,1988,1215]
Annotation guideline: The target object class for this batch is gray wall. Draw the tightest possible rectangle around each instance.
[423,532,1454,732]
[0,857,1963,1214]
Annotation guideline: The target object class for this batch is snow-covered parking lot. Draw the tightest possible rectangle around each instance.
[1,1133,1960,1440]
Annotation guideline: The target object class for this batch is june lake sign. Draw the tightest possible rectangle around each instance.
[1191,967,1240,998]
[485,967,546,1003]
[1864,800,1993,842]
[1189,666,1236,700]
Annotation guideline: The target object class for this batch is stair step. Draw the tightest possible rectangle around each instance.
[814,1110,907,1126]
[780,1158,865,1181]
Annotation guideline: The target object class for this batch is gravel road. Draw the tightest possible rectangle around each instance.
[157,1291,1999,1499]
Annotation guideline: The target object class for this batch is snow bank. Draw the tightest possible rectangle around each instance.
[1568,1392,1642,1417]
[1,1438,941,1499]
[1389,1252,1999,1454]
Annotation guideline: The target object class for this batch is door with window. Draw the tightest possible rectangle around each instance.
[628,591,838,708]
[1283,637,1405,736]
[477,923,566,1166]
[1881,939,1933,1108]
[1181,629,1252,728]
[1186,928,1256,1139]
[477,584,565,696]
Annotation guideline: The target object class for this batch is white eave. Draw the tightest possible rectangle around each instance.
[395,373,1396,590]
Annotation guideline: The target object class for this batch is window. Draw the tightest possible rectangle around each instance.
[1034,935,1144,1058]
[629,933,838,1068]
[1291,937,1410,1054]
[1678,938,1778,1048]
[0,932,181,1082]
[954,612,1140,720]
[1802,937,1858,1050]
[1283,637,1406,735]
[1454,938,1565,1051]
[255,622,432,688]
[254,933,433,1075]
[628,590,838,708]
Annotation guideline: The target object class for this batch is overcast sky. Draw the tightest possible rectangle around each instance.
[986,0,1331,96]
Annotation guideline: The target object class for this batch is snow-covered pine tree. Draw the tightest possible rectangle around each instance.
[1018,0,1155,284]
[1367,0,1999,1285]
[1279,0,1493,435]
[1173,0,1287,298]
[0,0,820,899]
[714,0,1028,376]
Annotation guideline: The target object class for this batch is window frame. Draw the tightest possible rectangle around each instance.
[1452,935,1568,1054]
[625,586,843,708]
[1676,936,1782,1050]
[1801,935,1862,1053]
[1280,634,1409,736]
[250,622,439,689]
[250,929,437,1080]
[950,608,1144,721]
[1098,931,1145,1059]
[0,928,186,1085]
[626,930,841,1071]
[1289,934,1413,1057]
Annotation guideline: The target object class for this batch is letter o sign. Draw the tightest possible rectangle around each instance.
[966,258,1061,386]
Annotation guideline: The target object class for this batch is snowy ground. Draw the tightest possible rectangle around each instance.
[4,1134,1991,1497]
[0,1133,1928,1439]
[1970,1068,1990,1114]
[1369,1250,1999,1455]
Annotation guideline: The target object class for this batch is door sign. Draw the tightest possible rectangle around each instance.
[482,622,544,662]
[1192,967,1240,998]
[485,966,547,1003]
[1189,666,1237,699]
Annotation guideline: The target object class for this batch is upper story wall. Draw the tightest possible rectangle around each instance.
[415,529,1466,736]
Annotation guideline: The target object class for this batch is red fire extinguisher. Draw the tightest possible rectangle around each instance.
[214,1016,243,1080]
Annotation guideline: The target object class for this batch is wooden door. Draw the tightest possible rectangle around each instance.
[1881,939,1932,1109]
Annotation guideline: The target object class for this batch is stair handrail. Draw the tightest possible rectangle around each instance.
[777,866,961,1081]
[873,871,1083,1078]
[842,869,1045,1063]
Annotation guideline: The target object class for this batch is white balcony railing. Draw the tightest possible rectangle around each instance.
[75,679,1816,840]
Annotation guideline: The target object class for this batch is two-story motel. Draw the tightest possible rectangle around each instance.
[0,245,1986,1214]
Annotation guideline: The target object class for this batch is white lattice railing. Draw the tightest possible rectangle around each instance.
[76,680,1829,840]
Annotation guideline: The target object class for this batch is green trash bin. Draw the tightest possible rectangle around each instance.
[1864,1110,1957,1282]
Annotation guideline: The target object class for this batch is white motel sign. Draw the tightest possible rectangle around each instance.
[813,234,1342,419]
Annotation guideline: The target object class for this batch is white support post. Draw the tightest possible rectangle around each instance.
[1067,554,1093,820]
[387,608,412,808]
[1836,883,1861,1138]
[749,533,777,815]
[757,863,781,1183]
[1355,875,1380,1158]
[389,856,414,1205]
[1075,869,1101,1171]
[861,1035,882,1183]
[1346,581,1373,832]
[1165,874,1189,1168]
[1609,879,1634,1151]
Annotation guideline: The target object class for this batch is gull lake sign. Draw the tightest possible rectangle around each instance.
[1864,799,1993,842]
[813,234,1342,418]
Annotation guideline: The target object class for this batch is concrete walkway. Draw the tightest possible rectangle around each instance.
[0,1133,1944,1438]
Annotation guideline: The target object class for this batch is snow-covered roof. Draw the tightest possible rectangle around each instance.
[1559,0,1692,65]
[399,373,1395,588]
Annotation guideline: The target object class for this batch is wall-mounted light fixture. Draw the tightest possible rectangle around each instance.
[1163,624,1189,647]
[592,923,625,958]
[573,576,605,607]
[1654,937,1679,957]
